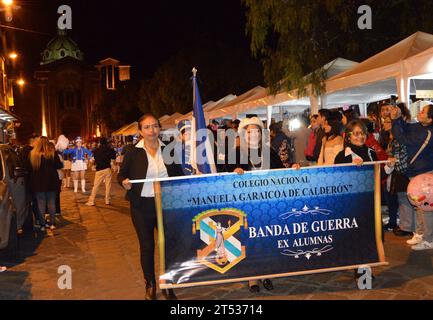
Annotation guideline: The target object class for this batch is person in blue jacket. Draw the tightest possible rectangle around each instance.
[64,137,93,193]
[391,103,433,251]
[175,120,195,176]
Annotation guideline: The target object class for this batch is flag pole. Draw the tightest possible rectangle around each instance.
[192,67,198,114]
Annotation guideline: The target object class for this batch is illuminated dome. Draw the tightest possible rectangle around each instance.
[41,29,83,65]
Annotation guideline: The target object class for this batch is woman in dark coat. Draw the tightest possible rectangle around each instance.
[28,137,63,233]
[223,117,298,293]
[118,113,184,300]
[335,120,379,164]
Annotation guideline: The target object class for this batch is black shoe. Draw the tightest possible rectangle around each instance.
[162,289,177,300]
[249,284,260,293]
[262,279,274,291]
[145,283,156,300]
[383,223,398,231]
[393,228,413,237]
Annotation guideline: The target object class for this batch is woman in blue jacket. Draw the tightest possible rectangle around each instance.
[391,104,433,251]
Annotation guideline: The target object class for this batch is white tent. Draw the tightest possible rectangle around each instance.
[160,112,183,130]
[206,86,268,120]
[205,58,358,121]
[207,32,433,120]
[159,114,170,122]
[325,31,433,107]
[175,94,237,123]
[112,122,139,137]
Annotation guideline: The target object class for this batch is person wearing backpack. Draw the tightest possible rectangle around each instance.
[391,104,433,250]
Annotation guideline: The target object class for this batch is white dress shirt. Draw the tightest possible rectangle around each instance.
[136,140,168,197]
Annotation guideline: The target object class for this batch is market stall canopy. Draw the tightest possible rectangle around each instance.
[160,112,183,130]
[112,123,132,136]
[206,86,268,119]
[159,114,170,122]
[0,108,18,122]
[175,95,237,123]
[112,122,139,136]
[217,32,433,117]
[326,31,433,93]
[206,58,358,119]
[175,101,218,123]
[203,94,237,112]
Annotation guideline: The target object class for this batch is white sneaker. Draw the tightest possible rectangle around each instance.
[411,241,433,251]
[407,233,423,245]
[85,202,95,206]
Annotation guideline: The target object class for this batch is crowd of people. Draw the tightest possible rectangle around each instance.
[1,101,432,297]
[0,134,138,239]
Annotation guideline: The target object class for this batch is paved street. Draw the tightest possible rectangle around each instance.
[0,171,432,300]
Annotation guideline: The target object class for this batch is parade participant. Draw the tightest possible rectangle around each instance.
[55,136,69,216]
[317,116,344,166]
[86,137,117,206]
[270,123,293,168]
[115,142,124,174]
[335,120,379,165]
[121,135,135,156]
[62,145,72,188]
[175,120,195,175]
[18,135,44,230]
[118,113,184,300]
[28,137,63,233]
[224,117,285,293]
[391,104,433,250]
[64,137,93,193]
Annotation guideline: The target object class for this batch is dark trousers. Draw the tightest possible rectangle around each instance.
[56,179,61,215]
[129,196,158,285]
[35,192,56,226]
[386,191,399,227]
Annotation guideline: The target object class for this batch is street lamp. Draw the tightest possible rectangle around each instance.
[0,0,18,22]
[16,78,25,87]
[1,0,13,6]
[8,52,18,60]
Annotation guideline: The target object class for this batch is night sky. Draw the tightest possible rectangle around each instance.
[7,0,255,81]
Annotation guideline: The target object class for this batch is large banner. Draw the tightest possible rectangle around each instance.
[157,164,387,289]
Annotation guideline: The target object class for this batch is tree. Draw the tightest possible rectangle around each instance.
[138,42,264,117]
[243,0,433,95]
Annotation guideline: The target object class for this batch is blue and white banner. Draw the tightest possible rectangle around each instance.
[158,164,386,288]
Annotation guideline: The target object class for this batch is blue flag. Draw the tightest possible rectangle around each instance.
[192,68,216,174]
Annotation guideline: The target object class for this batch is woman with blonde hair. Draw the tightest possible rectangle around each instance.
[28,137,63,232]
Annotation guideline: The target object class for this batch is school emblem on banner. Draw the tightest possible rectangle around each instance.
[192,209,248,274]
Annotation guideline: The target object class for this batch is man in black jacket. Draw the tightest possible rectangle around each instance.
[121,135,136,156]
[85,137,116,206]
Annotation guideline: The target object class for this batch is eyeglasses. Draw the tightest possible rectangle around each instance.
[141,124,159,130]
[350,131,367,137]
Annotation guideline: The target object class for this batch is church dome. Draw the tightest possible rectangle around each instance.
[41,29,84,65]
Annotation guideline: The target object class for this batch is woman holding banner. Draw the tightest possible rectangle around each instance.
[224,117,297,293]
[335,120,379,165]
[118,113,184,301]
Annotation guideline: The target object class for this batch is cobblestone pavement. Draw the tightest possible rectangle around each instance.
[0,171,432,300]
